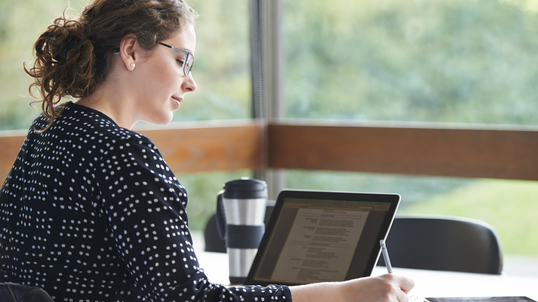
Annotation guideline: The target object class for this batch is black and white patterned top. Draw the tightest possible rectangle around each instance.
[0,102,291,302]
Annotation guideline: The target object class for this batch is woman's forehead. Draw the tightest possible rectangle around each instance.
[166,23,196,54]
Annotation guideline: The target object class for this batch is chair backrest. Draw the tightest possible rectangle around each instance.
[204,205,275,253]
[377,215,503,274]
[204,213,226,253]
[0,283,54,302]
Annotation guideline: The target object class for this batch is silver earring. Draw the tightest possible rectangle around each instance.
[130,63,135,68]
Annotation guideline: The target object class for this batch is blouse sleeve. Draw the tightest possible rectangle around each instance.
[93,133,292,302]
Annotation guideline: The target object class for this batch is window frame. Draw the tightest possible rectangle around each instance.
[1,0,537,185]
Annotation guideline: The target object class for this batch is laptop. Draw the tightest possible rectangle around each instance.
[245,189,400,286]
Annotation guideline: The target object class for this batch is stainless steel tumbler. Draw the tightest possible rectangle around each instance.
[216,178,267,284]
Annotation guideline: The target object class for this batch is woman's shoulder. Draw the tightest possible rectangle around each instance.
[60,102,152,142]
[31,102,158,155]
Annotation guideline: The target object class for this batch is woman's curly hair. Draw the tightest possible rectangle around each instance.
[24,0,198,131]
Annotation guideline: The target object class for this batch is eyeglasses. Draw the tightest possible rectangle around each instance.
[157,42,194,77]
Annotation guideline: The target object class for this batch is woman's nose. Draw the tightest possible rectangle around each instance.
[183,73,197,92]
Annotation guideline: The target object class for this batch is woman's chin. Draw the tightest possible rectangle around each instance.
[161,115,175,125]
[144,113,175,126]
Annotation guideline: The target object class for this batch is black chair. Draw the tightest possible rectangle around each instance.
[377,215,503,274]
[0,283,54,302]
[204,205,275,253]
[204,213,226,253]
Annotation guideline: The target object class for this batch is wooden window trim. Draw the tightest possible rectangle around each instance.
[267,122,538,180]
[1,122,537,181]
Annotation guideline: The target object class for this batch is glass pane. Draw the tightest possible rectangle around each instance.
[283,0,538,125]
[181,170,250,231]
[174,0,251,122]
[0,0,82,130]
[0,0,253,230]
[286,170,538,272]
[0,0,251,131]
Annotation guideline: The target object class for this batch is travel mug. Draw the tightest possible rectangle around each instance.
[216,177,267,284]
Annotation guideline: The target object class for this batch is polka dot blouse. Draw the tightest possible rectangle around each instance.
[0,102,291,302]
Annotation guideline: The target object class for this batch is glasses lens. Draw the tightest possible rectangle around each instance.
[183,54,193,76]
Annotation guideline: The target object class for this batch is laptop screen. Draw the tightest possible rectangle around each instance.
[245,189,400,286]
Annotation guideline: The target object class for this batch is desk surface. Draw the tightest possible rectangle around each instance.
[194,249,538,300]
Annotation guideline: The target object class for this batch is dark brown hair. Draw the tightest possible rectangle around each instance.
[24,0,198,131]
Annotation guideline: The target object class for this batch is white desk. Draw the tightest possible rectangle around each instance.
[372,267,538,300]
[195,249,538,300]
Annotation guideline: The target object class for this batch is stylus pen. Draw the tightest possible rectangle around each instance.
[379,239,393,273]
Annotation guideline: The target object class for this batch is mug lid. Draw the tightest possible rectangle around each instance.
[223,177,267,199]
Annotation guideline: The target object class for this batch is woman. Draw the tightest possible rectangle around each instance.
[0,0,414,301]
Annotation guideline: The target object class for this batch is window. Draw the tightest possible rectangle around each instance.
[0,0,251,130]
[1,0,537,274]
[283,0,538,125]
[173,0,252,122]
[0,0,253,230]
[279,0,538,267]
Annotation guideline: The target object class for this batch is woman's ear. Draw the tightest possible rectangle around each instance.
[118,34,139,71]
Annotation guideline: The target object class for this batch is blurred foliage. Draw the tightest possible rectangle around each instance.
[285,170,470,207]
[3,0,538,125]
[0,0,253,230]
[173,0,251,122]
[181,170,249,231]
[4,0,538,127]
[0,0,251,131]
[283,0,538,125]
[281,0,538,256]
[400,178,538,255]
[0,0,87,130]
[286,170,538,256]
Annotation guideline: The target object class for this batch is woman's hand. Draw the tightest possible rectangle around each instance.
[289,274,415,302]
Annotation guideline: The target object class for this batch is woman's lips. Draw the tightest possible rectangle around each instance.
[171,96,183,109]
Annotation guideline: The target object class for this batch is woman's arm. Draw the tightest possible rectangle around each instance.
[290,274,415,302]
